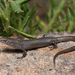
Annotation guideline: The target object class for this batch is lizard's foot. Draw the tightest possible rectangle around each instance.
[48,42,57,50]
[43,34,47,38]
[48,46,56,50]
[53,42,57,48]
[17,50,27,59]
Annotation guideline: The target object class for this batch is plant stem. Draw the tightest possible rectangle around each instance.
[18,13,22,31]
[9,26,37,39]
[6,0,11,35]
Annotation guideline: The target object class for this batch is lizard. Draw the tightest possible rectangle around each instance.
[0,36,75,59]
[53,46,75,67]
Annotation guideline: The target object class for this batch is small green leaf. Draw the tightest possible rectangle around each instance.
[15,0,32,4]
[15,0,26,4]
[72,0,75,8]
[68,5,75,17]
[33,19,40,32]
[61,10,68,21]
[68,20,74,32]
[59,16,65,31]
[0,7,6,19]
[22,13,30,31]
[0,2,5,10]
[22,4,36,32]
[68,8,72,20]
[10,1,23,13]
[30,4,36,18]
[36,3,43,8]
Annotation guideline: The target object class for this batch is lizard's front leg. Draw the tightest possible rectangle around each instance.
[17,50,27,59]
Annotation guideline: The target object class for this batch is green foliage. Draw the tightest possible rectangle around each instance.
[59,16,65,31]
[0,0,41,38]
[0,0,75,38]
[45,0,66,32]
[36,0,75,33]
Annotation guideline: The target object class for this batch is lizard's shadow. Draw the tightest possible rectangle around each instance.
[2,48,23,53]
[2,48,38,53]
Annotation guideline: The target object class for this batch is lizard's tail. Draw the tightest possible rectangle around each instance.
[53,46,75,67]
[57,36,75,42]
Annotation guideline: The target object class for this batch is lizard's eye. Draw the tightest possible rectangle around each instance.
[3,39,7,42]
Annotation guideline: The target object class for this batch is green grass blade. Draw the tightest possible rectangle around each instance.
[61,10,68,21]
[0,2,5,10]
[68,20,74,32]
[59,16,65,31]
[48,0,66,31]
[22,12,30,31]
[0,7,6,19]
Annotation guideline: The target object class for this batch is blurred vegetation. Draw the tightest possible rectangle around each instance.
[36,0,75,33]
[0,0,75,38]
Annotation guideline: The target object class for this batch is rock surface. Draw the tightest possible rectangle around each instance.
[0,32,75,75]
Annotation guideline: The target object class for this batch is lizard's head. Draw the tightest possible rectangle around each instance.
[0,38,7,42]
[0,38,10,43]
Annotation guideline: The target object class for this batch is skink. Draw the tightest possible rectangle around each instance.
[0,36,75,59]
